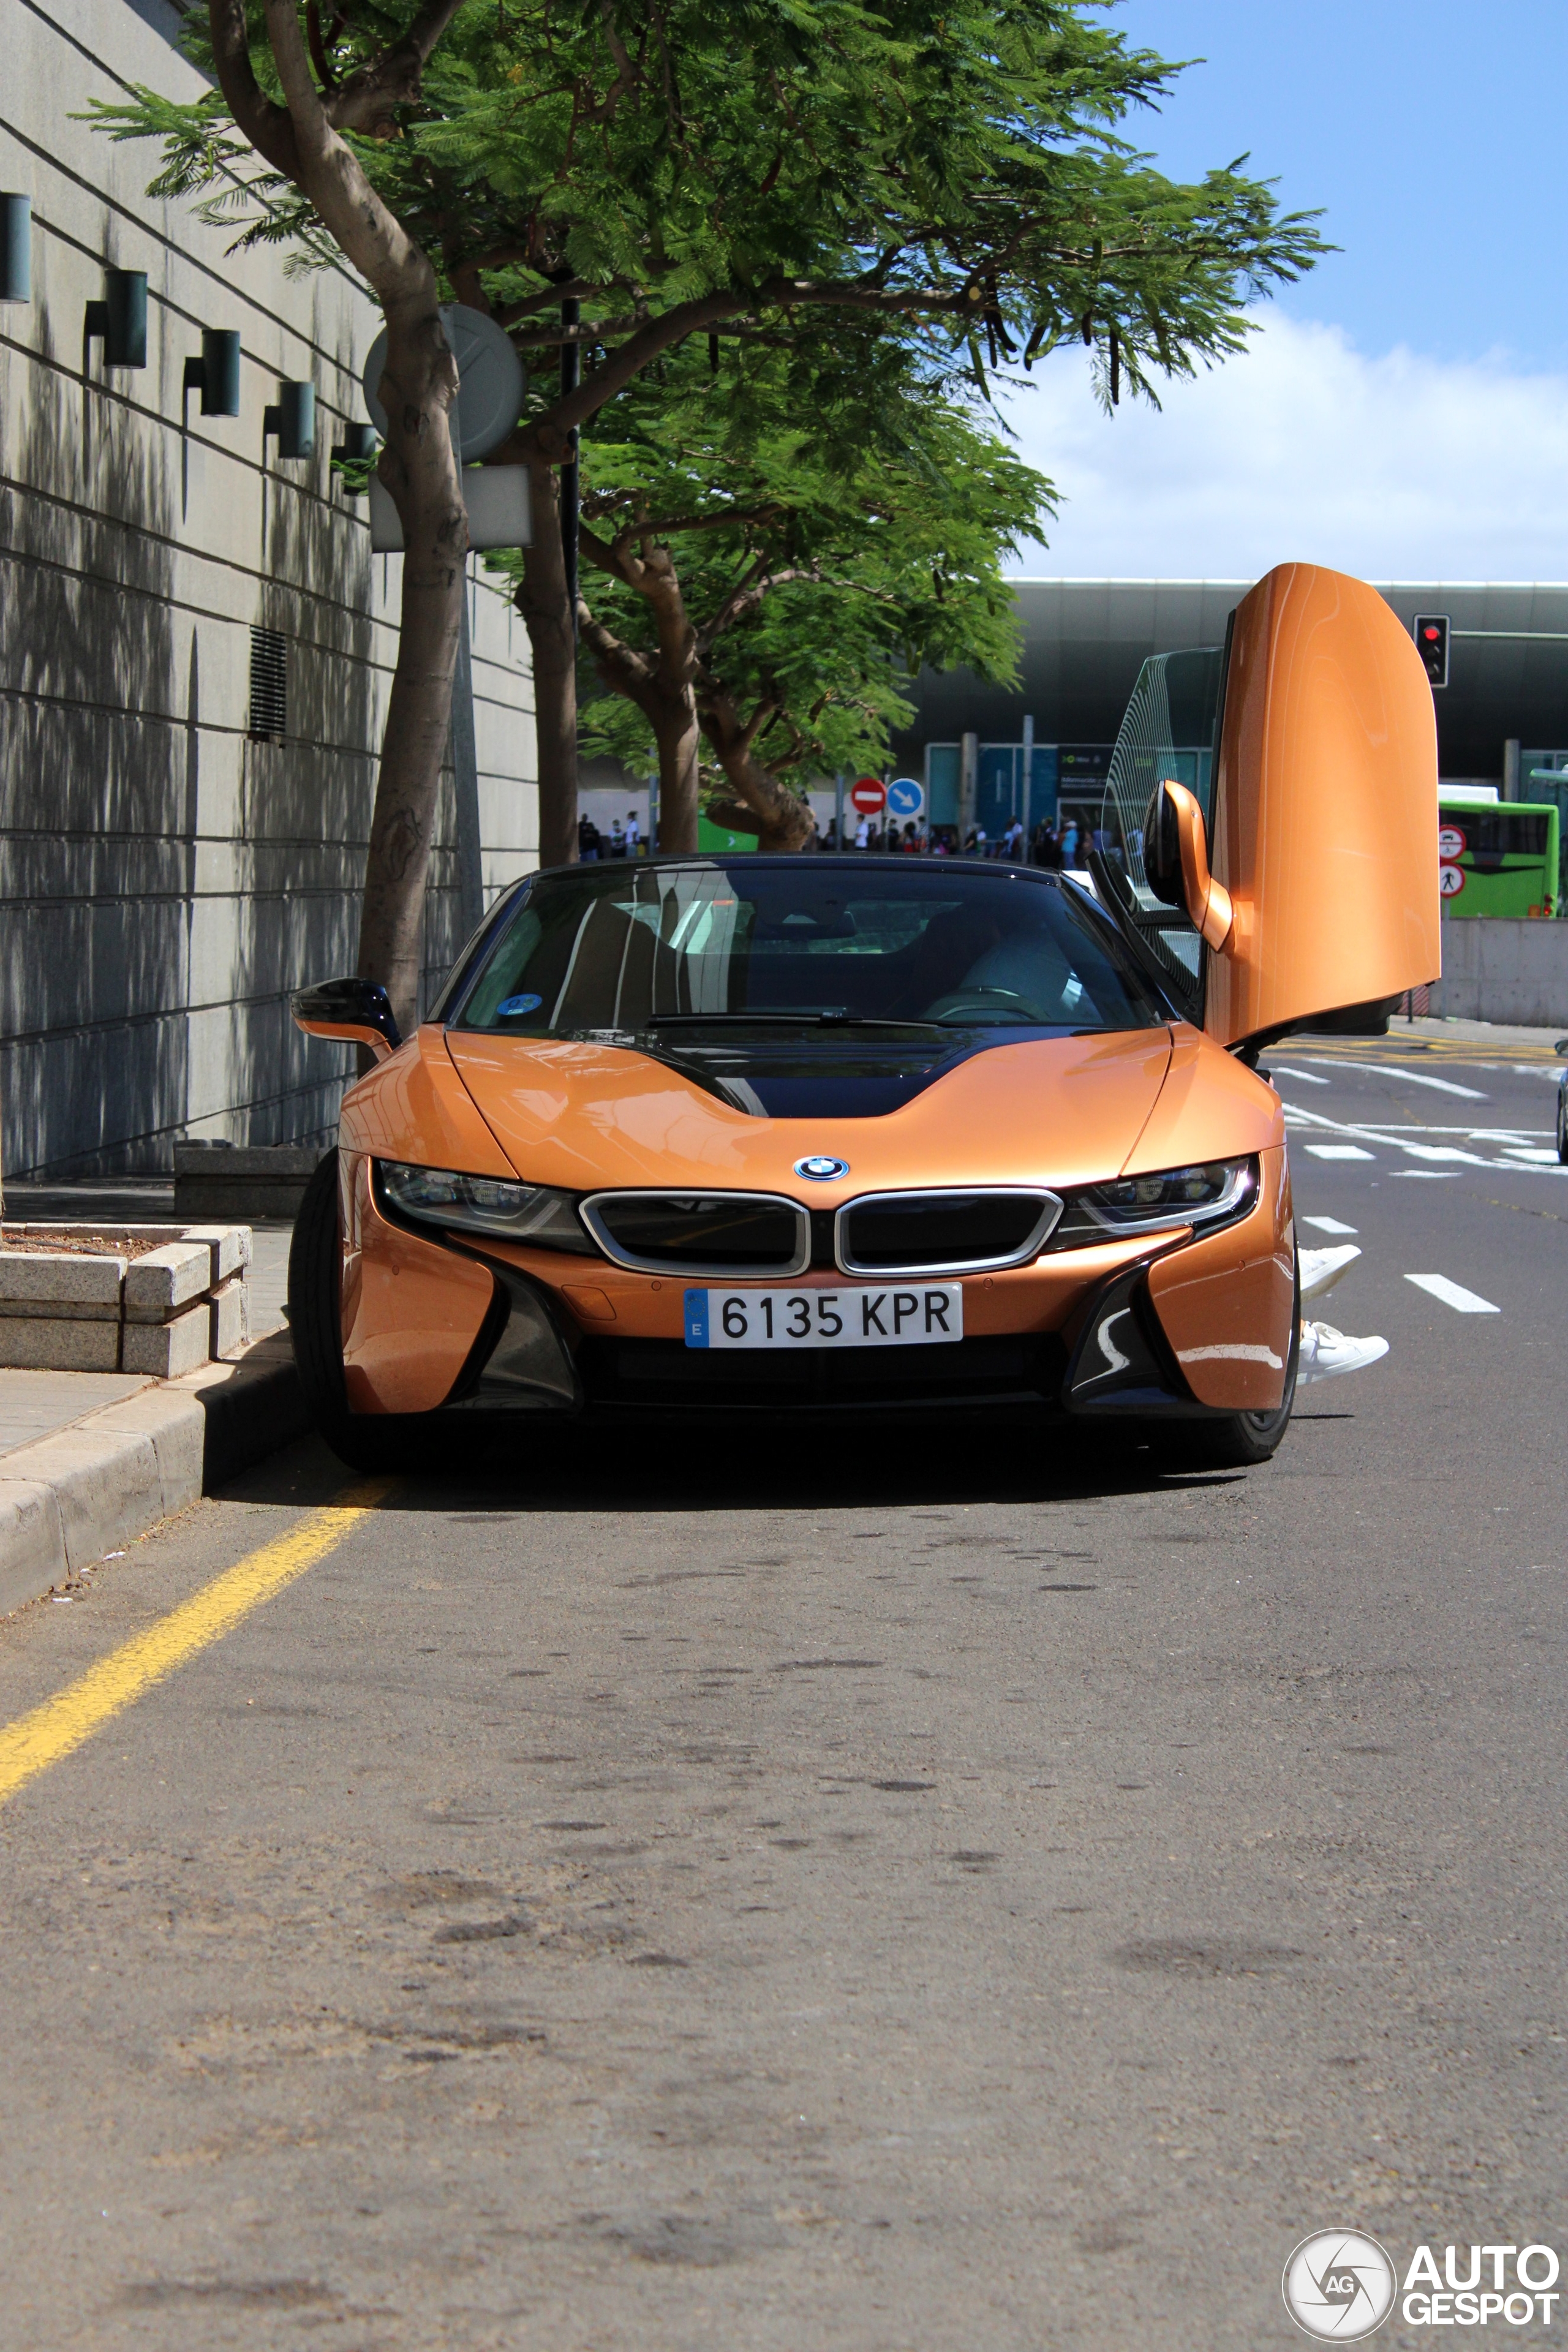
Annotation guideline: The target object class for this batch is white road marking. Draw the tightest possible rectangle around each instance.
[1391,1171,1461,1180]
[1502,1147,1562,1164]
[1302,1216,1358,1234]
[1292,1058,1487,1099]
[1304,1144,1374,1160]
[1283,1101,1559,1172]
[1273,1065,1332,1085]
[1405,1273,1500,1314]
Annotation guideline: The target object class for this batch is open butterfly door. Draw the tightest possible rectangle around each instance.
[1200,564,1441,1049]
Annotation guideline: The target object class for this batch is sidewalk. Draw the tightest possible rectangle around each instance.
[0,1187,307,1616]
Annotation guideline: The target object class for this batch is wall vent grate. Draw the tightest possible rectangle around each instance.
[248,625,287,741]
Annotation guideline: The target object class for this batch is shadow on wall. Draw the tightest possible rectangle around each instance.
[1,329,189,1180]
[1,310,402,1175]
[214,470,380,1163]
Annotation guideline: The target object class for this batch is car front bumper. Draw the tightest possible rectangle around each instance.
[336,1147,1294,1423]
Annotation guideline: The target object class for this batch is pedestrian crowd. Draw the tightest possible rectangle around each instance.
[575,804,1097,865]
[576,811,643,861]
[817,813,1091,865]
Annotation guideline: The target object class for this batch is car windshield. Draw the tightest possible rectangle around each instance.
[447,860,1169,1039]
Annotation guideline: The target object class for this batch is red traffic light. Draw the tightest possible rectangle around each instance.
[1413,613,1449,688]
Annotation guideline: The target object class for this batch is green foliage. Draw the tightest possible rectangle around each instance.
[89,1,1327,409]
[521,329,1053,789]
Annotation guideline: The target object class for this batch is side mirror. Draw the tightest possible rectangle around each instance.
[292,976,402,1061]
[1142,779,1234,952]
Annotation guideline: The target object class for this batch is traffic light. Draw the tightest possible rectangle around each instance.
[1414,613,1449,688]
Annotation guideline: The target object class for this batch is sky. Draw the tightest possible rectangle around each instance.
[1002,1,1568,579]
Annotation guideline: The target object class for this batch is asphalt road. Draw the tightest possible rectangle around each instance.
[2,1022,1566,2351]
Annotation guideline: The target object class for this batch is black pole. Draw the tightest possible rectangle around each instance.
[560,295,580,644]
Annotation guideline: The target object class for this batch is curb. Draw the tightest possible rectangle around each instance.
[0,1330,307,1617]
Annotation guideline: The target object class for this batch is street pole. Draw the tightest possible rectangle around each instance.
[560,293,580,645]
[835,771,845,853]
[648,767,658,854]
[1021,714,1034,860]
[450,555,483,937]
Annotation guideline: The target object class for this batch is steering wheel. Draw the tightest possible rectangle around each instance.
[926,986,1045,1024]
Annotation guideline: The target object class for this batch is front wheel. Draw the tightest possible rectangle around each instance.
[1152,1241,1301,1472]
[287,1150,424,1476]
[288,1152,348,1423]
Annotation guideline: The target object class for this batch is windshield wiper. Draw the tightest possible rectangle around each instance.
[644,1011,946,1033]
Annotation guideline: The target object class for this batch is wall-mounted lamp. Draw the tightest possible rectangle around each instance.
[330,419,378,495]
[263,380,315,460]
[182,328,241,417]
[1,194,31,304]
[83,266,147,368]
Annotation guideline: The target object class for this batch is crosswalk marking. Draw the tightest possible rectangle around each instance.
[1302,1216,1358,1234]
[1292,1058,1487,1099]
[1305,1144,1374,1160]
[1404,1273,1500,1314]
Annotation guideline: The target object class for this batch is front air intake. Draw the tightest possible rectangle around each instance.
[581,1191,810,1278]
[836,1189,1062,1278]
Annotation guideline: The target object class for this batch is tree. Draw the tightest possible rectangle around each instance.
[99,0,481,1035]
[104,2,1324,940]
[547,330,1051,849]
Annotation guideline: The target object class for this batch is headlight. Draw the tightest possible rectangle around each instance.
[377,1161,594,1251]
[1050,1157,1256,1245]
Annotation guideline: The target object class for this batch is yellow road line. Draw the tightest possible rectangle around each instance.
[0,1480,391,1810]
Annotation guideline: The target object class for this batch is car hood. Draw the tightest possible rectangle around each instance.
[443,1025,1180,1199]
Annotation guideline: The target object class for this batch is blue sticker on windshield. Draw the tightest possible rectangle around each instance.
[496,993,543,1017]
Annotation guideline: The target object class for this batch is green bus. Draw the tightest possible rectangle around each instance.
[1438,797,1559,919]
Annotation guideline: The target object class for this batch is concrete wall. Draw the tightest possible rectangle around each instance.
[1431,919,1568,1030]
[1,0,537,1177]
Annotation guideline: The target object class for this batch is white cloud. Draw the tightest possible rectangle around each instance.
[1000,312,1568,581]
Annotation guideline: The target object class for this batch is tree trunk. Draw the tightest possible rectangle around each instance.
[577,563,705,853]
[356,297,467,1038]
[517,456,579,869]
[206,0,473,1041]
[650,687,703,853]
[699,691,818,851]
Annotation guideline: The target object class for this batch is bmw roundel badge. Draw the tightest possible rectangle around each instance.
[795,1155,848,1181]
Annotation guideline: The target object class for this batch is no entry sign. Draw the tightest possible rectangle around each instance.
[850,777,886,815]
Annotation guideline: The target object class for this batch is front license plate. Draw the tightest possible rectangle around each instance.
[684,1284,963,1350]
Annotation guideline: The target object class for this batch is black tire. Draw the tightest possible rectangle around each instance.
[288,1151,348,1423]
[1152,1240,1302,1472]
[287,1151,420,1476]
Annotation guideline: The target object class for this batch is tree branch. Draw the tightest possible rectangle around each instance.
[695,563,816,655]
[500,290,750,462]
[326,0,469,133]
[261,0,428,303]
[206,0,301,178]
[578,600,660,704]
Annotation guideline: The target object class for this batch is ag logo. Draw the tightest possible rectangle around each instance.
[1283,2230,1396,2340]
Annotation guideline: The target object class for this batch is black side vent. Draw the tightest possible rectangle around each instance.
[248,625,287,742]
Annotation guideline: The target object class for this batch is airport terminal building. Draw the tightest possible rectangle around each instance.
[894,580,1568,849]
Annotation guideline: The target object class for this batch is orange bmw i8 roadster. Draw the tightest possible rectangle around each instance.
[287,564,1440,1473]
